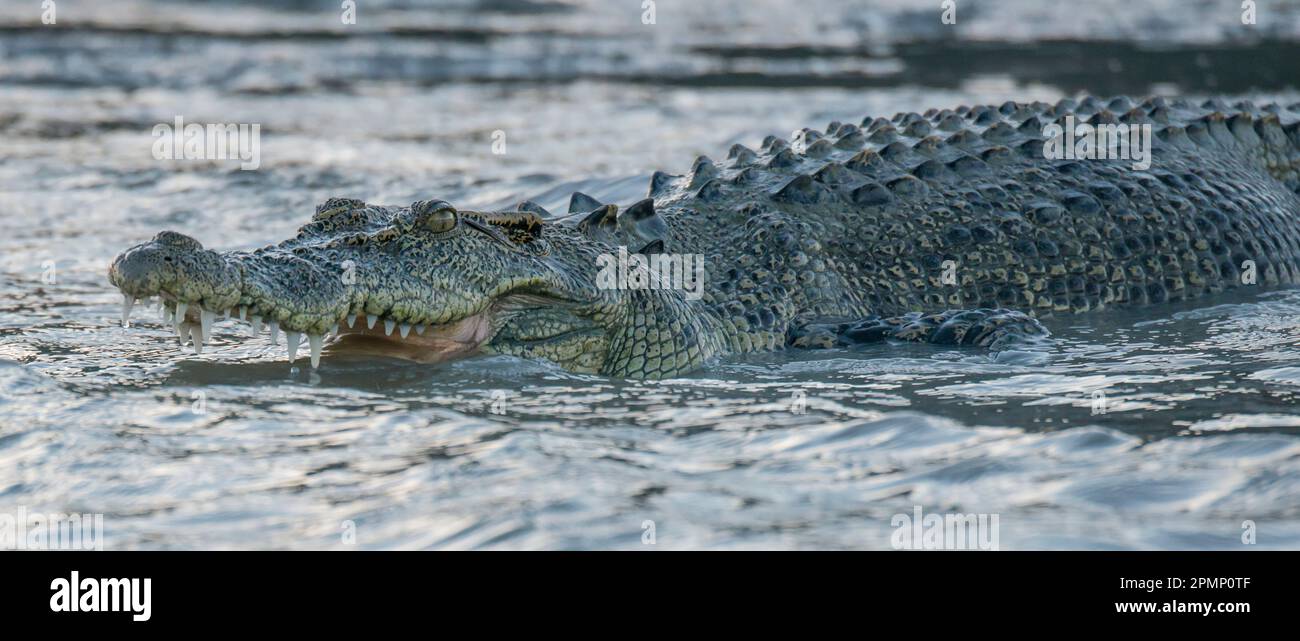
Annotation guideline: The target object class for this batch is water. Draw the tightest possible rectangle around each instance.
[1,0,1299,549]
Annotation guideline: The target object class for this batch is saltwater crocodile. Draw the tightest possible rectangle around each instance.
[109,96,1300,378]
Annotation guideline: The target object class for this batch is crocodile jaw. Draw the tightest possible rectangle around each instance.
[329,310,495,363]
[108,228,510,369]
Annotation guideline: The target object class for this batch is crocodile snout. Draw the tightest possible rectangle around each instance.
[108,231,242,322]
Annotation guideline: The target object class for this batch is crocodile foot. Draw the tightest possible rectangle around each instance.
[790,308,1050,350]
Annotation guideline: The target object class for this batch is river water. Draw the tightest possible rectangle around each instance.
[1,0,1298,549]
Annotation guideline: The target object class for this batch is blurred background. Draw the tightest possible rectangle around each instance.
[2,1,1299,550]
[2,0,1299,223]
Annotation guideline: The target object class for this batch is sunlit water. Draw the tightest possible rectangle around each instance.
[1,0,1299,549]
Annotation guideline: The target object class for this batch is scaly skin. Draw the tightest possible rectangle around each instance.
[109,96,1300,378]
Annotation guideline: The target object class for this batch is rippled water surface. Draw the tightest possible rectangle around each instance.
[2,0,1299,549]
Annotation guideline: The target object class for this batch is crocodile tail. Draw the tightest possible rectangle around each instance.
[1217,103,1300,193]
[1250,110,1300,192]
[1153,101,1300,194]
[1281,113,1300,193]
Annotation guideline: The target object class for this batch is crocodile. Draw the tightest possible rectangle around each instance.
[109,96,1300,378]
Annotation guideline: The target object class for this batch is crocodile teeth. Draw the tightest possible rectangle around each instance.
[415,325,426,335]
[163,308,174,325]
[269,320,280,345]
[121,295,134,327]
[399,323,411,338]
[329,323,339,339]
[178,321,194,346]
[366,314,378,329]
[346,314,357,328]
[238,307,247,321]
[384,319,395,336]
[175,302,188,329]
[189,324,204,354]
[251,315,263,336]
[286,331,300,363]
[308,334,323,368]
[200,309,214,343]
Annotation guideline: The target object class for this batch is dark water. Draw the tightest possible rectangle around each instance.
[1,0,1299,549]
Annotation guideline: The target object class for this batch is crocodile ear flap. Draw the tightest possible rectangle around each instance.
[635,239,666,255]
[476,210,545,244]
[568,191,604,213]
[619,199,668,248]
[572,198,669,249]
[577,204,620,244]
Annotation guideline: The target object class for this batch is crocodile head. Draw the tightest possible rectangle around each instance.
[109,197,719,377]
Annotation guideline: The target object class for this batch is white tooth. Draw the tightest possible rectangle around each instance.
[346,314,356,328]
[308,334,323,368]
[415,324,427,335]
[329,323,339,338]
[200,309,214,343]
[384,319,395,335]
[399,323,410,338]
[269,320,279,345]
[237,307,246,320]
[251,315,262,336]
[163,308,174,325]
[366,314,377,329]
[175,302,188,328]
[178,321,193,346]
[190,324,203,354]
[286,331,301,362]
[121,295,134,327]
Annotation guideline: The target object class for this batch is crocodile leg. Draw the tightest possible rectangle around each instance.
[790,308,1049,350]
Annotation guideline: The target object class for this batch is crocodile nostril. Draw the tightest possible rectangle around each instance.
[152,230,204,251]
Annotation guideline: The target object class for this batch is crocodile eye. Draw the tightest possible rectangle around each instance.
[423,207,458,234]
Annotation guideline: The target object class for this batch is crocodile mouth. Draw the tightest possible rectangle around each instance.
[119,290,580,368]
[328,311,494,363]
